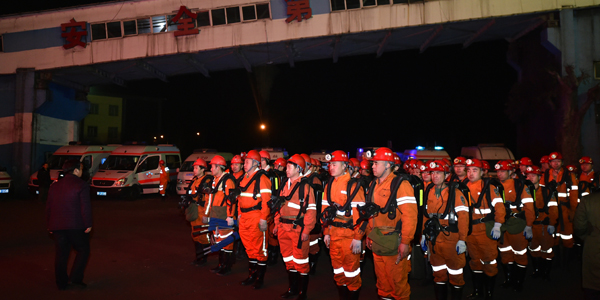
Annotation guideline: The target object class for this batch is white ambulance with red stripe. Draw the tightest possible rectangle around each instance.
[91,144,181,198]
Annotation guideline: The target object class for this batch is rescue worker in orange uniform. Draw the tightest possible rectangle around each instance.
[259,150,282,266]
[321,150,366,300]
[363,147,418,300]
[539,152,579,265]
[206,155,238,276]
[464,158,506,300]
[238,150,272,289]
[540,156,550,173]
[188,158,211,266]
[159,159,169,198]
[360,160,372,179]
[518,157,534,177]
[300,154,324,276]
[420,160,469,300]
[525,165,558,281]
[349,158,361,178]
[481,161,490,178]
[450,157,468,183]
[231,155,245,182]
[495,160,535,292]
[578,156,596,196]
[412,160,424,179]
[420,162,432,189]
[275,154,316,300]
[275,158,287,172]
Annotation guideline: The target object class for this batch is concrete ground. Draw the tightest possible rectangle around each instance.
[0,194,585,299]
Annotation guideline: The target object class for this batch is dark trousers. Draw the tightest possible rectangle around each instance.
[53,230,90,289]
[39,187,49,202]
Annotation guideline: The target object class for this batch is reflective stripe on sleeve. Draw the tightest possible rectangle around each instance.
[521,197,533,204]
[321,201,329,206]
[548,202,558,207]
[293,257,309,264]
[288,202,301,209]
[309,239,319,246]
[491,198,503,206]
[333,267,344,274]
[455,206,469,212]
[260,189,272,194]
[283,255,294,262]
[397,196,417,205]
[571,185,578,190]
[240,192,254,197]
[513,248,527,255]
[557,193,568,197]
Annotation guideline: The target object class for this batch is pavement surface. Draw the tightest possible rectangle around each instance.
[0,194,586,299]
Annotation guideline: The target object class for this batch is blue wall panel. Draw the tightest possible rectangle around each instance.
[36,82,89,121]
[0,75,16,118]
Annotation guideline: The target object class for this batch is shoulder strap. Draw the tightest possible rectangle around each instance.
[341,178,361,216]
[421,183,435,218]
[325,176,335,206]
[379,174,405,220]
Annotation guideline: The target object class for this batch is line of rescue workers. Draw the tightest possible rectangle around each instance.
[178,149,597,300]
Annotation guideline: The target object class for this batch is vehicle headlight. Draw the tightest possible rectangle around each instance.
[115,178,128,187]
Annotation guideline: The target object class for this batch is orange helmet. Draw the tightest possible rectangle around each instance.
[565,165,577,172]
[326,150,349,162]
[259,150,271,161]
[193,158,207,168]
[494,160,512,171]
[360,160,371,171]
[525,165,542,175]
[210,155,226,166]
[549,152,562,160]
[481,160,490,170]
[349,158,360,169]
[519,157,533,166]
[428,160,449,173]
[159,159,165,165]
[287,154,306,171]
[369,147,394,162]
[453,157,467,166]
[579,156,593,164]
[274,158,287,168]
[540,156,549,164]
[301,154,312,166]
[246,150,261,162]
[466,158,483,169]
[231,155,243,164]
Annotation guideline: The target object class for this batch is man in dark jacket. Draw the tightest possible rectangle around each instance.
[46,159,92,290]
[38,162,52,201]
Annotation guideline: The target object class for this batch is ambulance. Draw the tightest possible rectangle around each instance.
[255,147,289,164]
[0,167,11,195]
[28,144,119,194]
[310,150,331,170]
[176,149,233,195]
[91,144,181,198]
[461,144,515,176]
[401,146,451,162]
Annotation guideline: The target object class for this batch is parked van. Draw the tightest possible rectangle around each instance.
[401,146,451,162]
[176,149,233,195]
[0,167,11,195]
[461,144,515,175]
[310,150,332,170]
[91,144,181,197]
[28,144,119,194]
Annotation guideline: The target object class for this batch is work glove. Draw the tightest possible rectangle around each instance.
[324,234,331,248]
[202,216,209,224]
[420,235,427,252]
[456,240,467,255]
[491,222,502,240]
[523,226,533,240]
[226,217,234,227]
[547,225,555,235]
[350,239,362,254]
[258,219,268,232]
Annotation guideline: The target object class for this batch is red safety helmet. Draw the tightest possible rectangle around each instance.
[419,163,429,173]
[246,150,261,162]
[549,152,562,160]
[287,154,306,171]
[159,159,165,165]
[313,159,321,167]
[301,154,312,166]
[259,150,271,161]
[231,155,243,164]
[466,158,483,169]
[349,158,360,168]
[519,157,533,166]
[367,147,395,162]
[360,160,371,171]
[274,158,287,168]
[393,153,401,165]
[481,160,490,171]
[453,157,467,166]
[412,160,425,170]
[442,158,452,166]
[403,159,412,171]
[494,160,513,171]
[524,165,542,175]
[565,165,577,172]
[326,150,349,162]
[310,158,318,167]
[540,156,549,164]
[579,156,593,164]
[193,158,207,168]
[210,155,227,166]
[428,160,449,173]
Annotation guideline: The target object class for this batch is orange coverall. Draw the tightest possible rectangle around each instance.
[275,177,316,274]
[367,174,418,300]
[322,173,365,292]
[466,180,505,277]
[424,185,469,287]
[159,165,169,195]
[539,168,579,248]
[304,170,323,255]
[209,174,237,251]
[238,169,272,263]
[530,186,558,260]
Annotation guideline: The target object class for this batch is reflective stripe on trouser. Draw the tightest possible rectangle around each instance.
[239,211,268,262]
[268,219,279,247]
[159,179,168,194]
[374,250,412,300]
[214,228,235,251]
[278,225,310,274]
[467,229,499,277]
[557,208,574,248]
[309,233,321,255]
[191,218,210,244]
[330,237,362,291]
[530,225,555,259]
[430,236,466,286]
[498,232,528,266]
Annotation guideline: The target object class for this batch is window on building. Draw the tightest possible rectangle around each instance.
[107,21,122,38]
[242,5,256,21]
[137,18,152,34]
[91,23,107,40]
[197,11,211,27]
[152,15,169,33]
[331,0,346,11]
[226,7,241,24]
[0,36,3,52]
[167,14,179,32]
[123,20,137,35]
[89,103,99,114]
[347,0,361,9]
[108,127,119,141]
[256,3,270,19]
[211,9,226,25]
[377,0,391,5]
[392,0,409,3]
[108,105,119,116]
[87,126,98,138]
[363,0,376,7]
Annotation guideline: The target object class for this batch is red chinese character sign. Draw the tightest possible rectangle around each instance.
[61,19,87,49]
[285,0,312,23]
[172,6,199,37]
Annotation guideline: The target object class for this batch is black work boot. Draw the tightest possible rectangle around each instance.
[451,285,464,300]
[308,252,320,275]
[542,259,552,281]
[296,273,309,300]
[253,263,267,289]
[191,242,208,266]
[337,285,349,300]
[434,283,448,300]
[513,265,526,292]
[466,272,484,300]
[240,260,258,286]
[348,287,361,300]
[280,271,300,298]
[217,251,233,276]
[211,251,224,273]
[562,247,571,271]
[484,275,496,299]
[500,264,513,288]
[531,257,541,278]
[268,246,280,265]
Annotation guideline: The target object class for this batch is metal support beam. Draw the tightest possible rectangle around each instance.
[185,55,210,78]
[136,60,168,82]
[332,36,341,63]
[376,30,393,58]
[87,66,126,87]
[51,76,88,92]
[507,17,547,43]
[420,25,443,53]
[236,47,252,73]
[463,19,496,49]
[285,42,296,68]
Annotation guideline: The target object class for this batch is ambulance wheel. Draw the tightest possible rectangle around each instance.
[128,185,141,200]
